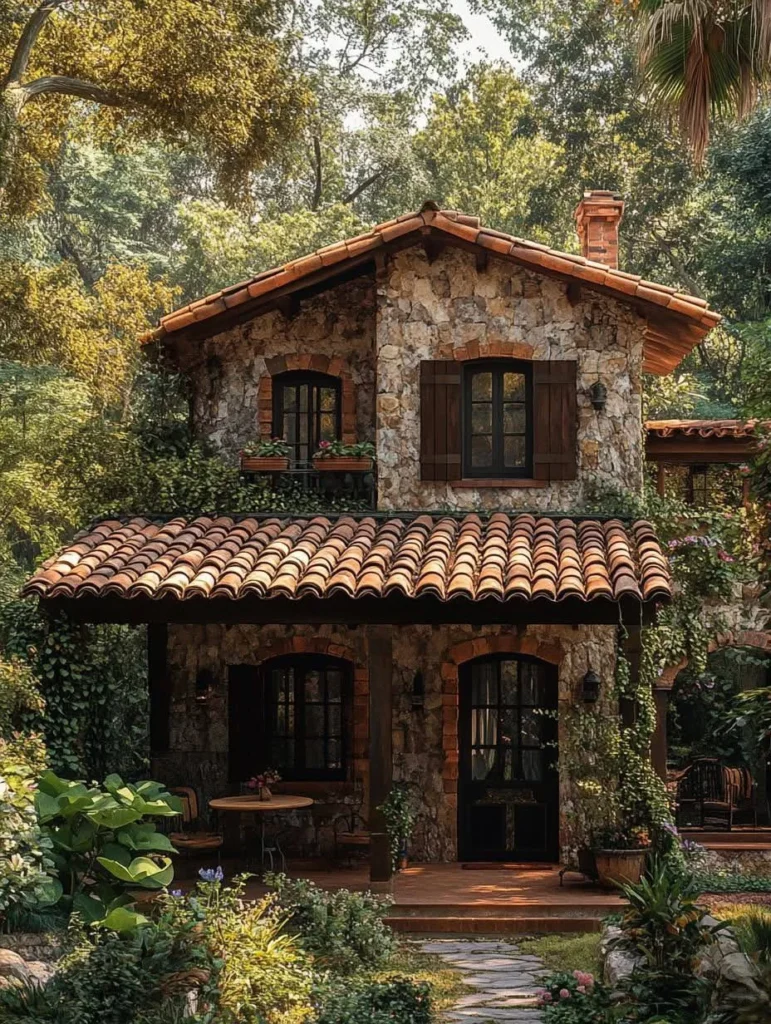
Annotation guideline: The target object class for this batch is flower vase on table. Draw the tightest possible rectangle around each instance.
[246,769,281,802]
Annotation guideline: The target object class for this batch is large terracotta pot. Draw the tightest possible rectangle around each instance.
[312,457,373,472]
[595,849,647,889]
[241,455,289,472]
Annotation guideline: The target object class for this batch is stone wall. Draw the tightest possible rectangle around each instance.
[187,276,377,456]
[376,246,645,510]
[155,620,618,862]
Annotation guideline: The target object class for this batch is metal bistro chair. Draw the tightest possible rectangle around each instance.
[167,786,224,868]
[332,805,371,865]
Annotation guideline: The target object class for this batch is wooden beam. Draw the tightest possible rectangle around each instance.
[148,623,170,754]
[566,281,582,306]
[276,295,300,320]
[368,625,393,883]
[38,593,663,627]
[475,250,489,274]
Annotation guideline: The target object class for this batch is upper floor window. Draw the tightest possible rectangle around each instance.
[462,361,533,478]
[273,371,340,465]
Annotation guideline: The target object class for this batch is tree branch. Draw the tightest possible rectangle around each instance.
[341,168,385,205]
[6,0,70,86]
[650,229,706,300]
[22,75,123,107]
[311,135,322,211]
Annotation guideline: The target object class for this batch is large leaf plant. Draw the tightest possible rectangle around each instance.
[35,771,181,930]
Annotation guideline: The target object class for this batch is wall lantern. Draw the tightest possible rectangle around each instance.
[581,669,601,703]
[195,669,215,705]
[589,380,607,412]
[411,671,425,710]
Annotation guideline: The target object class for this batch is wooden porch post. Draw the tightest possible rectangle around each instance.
[651,687,669,781]
[367,625,393,883]
[148,623,170,756]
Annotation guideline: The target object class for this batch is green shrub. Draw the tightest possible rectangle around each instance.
[35,771,180,927]
[695,872,771,893]
[266,873,395,972]
[537,969,611,1024]
[316,977,431,1024]
[0,756,58,920]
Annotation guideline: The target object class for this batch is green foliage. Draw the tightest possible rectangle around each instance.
[242,437,293,458]
[313,440,376,461]
[266,872,396,973]
[316,977,432,1024]
[378,783,418,869]
[519,933,602,977]
[0,755,56,918]
[35,771,180,927]
[693,873,771,894]
[538,968,610,1023]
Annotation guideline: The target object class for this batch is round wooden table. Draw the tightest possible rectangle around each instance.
[209,794,314,869]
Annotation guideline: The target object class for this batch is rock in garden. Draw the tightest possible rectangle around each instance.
[0,950,30,983]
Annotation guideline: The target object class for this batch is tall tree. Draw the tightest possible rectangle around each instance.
[0,0,309,212]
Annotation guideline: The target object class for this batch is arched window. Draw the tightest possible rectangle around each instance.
[272,371,341,465]
[229,655,351,782]
[462,360,533,478]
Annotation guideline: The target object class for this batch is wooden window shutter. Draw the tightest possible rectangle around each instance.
[533,361,578,481]
[420,360,462,481]
[228,665,262,783]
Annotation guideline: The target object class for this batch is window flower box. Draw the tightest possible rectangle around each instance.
[240,438,292,473]
[241,455,289,473]
[312,440,375,473]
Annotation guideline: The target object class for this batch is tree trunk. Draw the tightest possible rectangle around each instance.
[0,85,27,197]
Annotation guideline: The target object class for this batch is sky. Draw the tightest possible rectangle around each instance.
[450,0,514,65]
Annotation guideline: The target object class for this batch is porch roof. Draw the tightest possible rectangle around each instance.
[23,513,670,625]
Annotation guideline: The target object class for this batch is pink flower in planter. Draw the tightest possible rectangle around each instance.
[318,440,331,448]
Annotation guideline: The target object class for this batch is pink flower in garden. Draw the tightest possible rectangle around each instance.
[559,989,571,1000]
[577,985,586,994]
[541,992,552,1004]
[718,551,735,562]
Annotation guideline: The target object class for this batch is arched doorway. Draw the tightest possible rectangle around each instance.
[458,654,558,862]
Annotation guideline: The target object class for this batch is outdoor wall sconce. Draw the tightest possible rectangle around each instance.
[195,669,215,705]
[411,671,425,710]
[581,669,600,703]
[589,380,607,412]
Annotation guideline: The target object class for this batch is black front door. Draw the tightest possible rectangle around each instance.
[458,655,559,862]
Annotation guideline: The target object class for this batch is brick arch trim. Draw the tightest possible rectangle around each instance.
[258,354,355,442]
[251,636,369,780]
[440,635,564,806]
[657,629,771,690]
[449,341,535,362]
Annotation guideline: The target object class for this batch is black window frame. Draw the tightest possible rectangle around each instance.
[461,360,533,479]
[258,654,351,782]
[272,371,342,467]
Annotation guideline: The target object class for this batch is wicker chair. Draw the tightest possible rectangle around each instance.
[168,786,224,860]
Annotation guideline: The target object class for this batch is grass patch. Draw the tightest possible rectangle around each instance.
[371,940,470,1015]
[519,932,603,977]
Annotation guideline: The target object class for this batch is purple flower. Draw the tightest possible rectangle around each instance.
[199,866,224,883]
[171,888,183,898]
[661,821,679,836]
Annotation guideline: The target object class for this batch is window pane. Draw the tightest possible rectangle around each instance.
[319,413,336,439]
[521,709,541,746]
[500,708,519,748]
[283,387,296,411]
[471,662,497,705]
[471,372,492,400]
[319,388,337,411]
[472,747,496,780]
[304,670,322,702]
[327,671,342,702]
[328,704,341,736]
[472,708,497,748]
[283,413,296,444]
[500,661,519,704]
[522,749,542,781]
[504,435,526,468]
[503,373,525,401]
[305,739,324,768]
[299,385,309,412]
[472,434,493,467]
[503,404,526,434]
[472,404,492,433]
[520,664,543,706]
[270,738,292,768]
[327,738,342,769]
[306,704,325,737]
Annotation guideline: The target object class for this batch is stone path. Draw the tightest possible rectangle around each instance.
[420,938,546,1024]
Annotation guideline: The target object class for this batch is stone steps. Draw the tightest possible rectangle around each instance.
[388,914,604,934]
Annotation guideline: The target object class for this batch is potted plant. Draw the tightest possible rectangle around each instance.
[311,439,376,472]
[593,825,651,888]
[240,438,292,472]
[246,769,281,801]
[378,782,417,871]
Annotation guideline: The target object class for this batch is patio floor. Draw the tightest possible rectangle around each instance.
[182,859,624,934]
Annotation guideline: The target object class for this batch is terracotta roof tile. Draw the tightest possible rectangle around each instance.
[141,203,720,375]
[645,419,763,440]
[23,514,672,606]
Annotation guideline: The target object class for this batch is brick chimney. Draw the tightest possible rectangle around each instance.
[574,190,624,269]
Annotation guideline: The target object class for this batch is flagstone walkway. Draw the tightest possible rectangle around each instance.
[420,938,546,1024]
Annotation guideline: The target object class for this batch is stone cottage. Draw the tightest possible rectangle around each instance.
[24,193,720,878]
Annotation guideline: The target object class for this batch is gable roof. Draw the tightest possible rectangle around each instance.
[142,202,720,375]
[645,419,761,440]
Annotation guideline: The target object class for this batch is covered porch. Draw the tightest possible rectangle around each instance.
[23,512,672,884]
